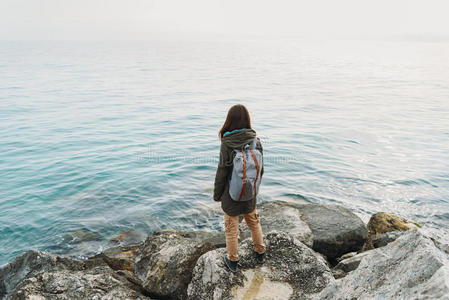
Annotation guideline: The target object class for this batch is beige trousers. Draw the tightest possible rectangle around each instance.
[224,208,265,261]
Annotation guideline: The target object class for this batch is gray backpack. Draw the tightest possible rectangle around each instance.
[229,138,263,201]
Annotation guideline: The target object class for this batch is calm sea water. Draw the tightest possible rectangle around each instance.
[1,38,448,266]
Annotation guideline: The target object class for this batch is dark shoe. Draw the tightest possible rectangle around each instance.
[223,254,238,273]
[254,251,265,264]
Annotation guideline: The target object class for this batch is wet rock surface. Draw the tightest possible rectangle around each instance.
[109,231,147,247]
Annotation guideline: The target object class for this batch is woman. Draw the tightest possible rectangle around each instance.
[214,104,265,273]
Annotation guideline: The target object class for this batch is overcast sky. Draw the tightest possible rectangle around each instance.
[1,0,448,40]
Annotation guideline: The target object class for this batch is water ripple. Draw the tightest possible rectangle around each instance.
[1,39,449,265]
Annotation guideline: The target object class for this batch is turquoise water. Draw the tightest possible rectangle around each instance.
[1,38,448,266]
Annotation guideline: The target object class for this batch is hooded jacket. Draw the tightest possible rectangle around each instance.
[214,128,264,216]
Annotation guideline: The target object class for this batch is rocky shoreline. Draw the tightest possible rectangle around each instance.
[1,200,448,299]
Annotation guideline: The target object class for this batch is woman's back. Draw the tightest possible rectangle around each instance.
[214,128,264,217]
[214,104,266,273]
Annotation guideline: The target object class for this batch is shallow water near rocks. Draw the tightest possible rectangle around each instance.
[1,38,448,266]
[232,268,294,300]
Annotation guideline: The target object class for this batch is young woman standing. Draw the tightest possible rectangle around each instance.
[214,104,265,273]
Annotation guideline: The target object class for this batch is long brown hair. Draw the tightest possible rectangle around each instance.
[219,104,252,139]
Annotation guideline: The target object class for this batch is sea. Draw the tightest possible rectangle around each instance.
[1,37,448,266]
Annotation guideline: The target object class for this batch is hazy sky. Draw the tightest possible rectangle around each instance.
[1,0,448,40]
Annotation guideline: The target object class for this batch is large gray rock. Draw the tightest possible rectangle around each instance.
[187,231,334,300]
[240,201,368,259]
[239,201,314,247]
[134,229,219,300]
[318,229,449,299]
[333,251,371,274]
[0,250,152,300]
[372,231,405,248]
[300,203,368,260]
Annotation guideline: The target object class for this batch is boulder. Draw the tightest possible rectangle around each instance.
[330,268,346,280]
[301,204,367,260]
[333,251,371,274]
[368,212,420,234]
[90,244,140,272]
[335,252,357,263]
[0,250,152,300]
[362,212,419,251]
[92,230,225,275]
[59,229,105,259]
[109,231,147,246]
[181,230,226,248]
[372,231,405,248]
[239,201,314,248]
[134,229,220,300]
[187,231,334,300]
[62,229,102,244]
[7,269,152,300]
[318,229,449,299]
[240,201,368,260]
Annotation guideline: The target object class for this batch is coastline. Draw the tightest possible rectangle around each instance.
[1,200,448,299]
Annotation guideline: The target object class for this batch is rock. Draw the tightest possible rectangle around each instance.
[362,212,419,251]
[333,251,371,274]
[0,250,153,300]
[335,251,357,263]
[331,268,346,279]
[187,231,334,300]
[372,231,405,248]
[90,244,140,272]
[300,204,368,260]
[181,230,226,248]
[62,229,102,244]
[232,268,295,300]
[368,212,419,235]
[8,269,152,300]
[134,229,219,300]
[239,201,314,248]
[240,201,367,260]
[318,229,449,299]
[109,231,147,246]
[431,237,449,255]
[332,251,369,278]
[0,250,102,297]
[58,229,105,259]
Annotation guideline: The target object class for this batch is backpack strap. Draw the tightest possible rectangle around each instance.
[249,149,260,197]
[238,151,247,201]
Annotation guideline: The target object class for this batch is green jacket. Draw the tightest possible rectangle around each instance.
[213,128,264,216]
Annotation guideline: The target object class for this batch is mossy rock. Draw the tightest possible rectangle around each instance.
[362,212,420,251]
